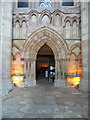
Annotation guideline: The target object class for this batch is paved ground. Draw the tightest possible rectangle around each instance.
[2,78,88,118]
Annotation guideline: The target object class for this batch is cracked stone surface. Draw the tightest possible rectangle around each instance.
[2,79,88,118]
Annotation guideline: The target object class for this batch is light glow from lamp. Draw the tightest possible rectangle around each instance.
[11,54,24,86]
[12,76,24,86]
[67,77,81,86]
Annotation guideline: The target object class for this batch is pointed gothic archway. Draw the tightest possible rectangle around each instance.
[22,26,68,86]
[36,44,55,83]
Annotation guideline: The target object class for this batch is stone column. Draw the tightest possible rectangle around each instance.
[27,62,30,76]
[62,59,67,79]
[70,24,73,39]
[61,59,64,79]
[57,60,61,79]
[0,2,13,95]
[27,61,31,77]
[79,2,90,92]
[62,59,65,79]
[22,60,24,73]
[0,2,2,119]
[88,2,90,93]
[30,60,36,86]
[23,61,26,74]
[54,60,58,86]
[55,60,58,80]
[54,59,66,87]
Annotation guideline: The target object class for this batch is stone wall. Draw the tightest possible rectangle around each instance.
[89,2,90,92]
[0,1,89,96]
[12,2,81,60]
[79,2,90,92]
[0,2,13,95]
[0,2,2,119]
[11,1,82,86]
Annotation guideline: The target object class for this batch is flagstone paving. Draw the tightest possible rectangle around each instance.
[2,78,88,118]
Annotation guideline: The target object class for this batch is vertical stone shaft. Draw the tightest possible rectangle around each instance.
[79,2,89,92]
[1,2,13,95]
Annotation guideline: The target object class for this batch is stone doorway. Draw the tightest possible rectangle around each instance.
[22,27,68,86]
[36,44,55,83]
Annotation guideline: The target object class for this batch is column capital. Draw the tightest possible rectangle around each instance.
[22,58,36,62]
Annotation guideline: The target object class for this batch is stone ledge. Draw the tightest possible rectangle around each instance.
[24,77,36,87]
[54,79,67,87]
[79,79,89,93]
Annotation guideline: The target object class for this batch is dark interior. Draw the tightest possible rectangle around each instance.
[36,44,55,82]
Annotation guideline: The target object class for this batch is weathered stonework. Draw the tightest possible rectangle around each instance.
[1,2,13,96]
[1,1,89,94]
[79,2,90,92]
[11,1,82,87]
[1,2,89,119]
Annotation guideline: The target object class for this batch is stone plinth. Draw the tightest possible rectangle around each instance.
[24,77,36,87]
[54,79,67,87]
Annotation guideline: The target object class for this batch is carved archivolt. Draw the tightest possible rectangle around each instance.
[70,43,81,51]
[12,44,20,57]
[22,26,69,60]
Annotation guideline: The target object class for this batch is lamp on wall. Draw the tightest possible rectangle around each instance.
[11,74,25,87]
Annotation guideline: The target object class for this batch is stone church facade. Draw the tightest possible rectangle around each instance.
[0,1,90,95]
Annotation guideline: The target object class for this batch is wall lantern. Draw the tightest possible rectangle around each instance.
[11,74,25,87]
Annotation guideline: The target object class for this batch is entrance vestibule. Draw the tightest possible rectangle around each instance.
[36,44,55,83]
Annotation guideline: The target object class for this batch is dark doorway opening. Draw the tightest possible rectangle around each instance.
[36,44,55,83]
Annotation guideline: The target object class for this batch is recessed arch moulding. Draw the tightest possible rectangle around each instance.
[21,27,69,86]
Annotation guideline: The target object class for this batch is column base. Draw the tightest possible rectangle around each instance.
[79,79,89,92]
[24,77,36,87]
[54,79,67,87]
